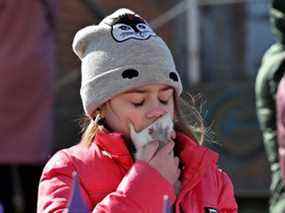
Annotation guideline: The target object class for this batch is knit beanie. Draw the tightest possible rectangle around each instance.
[72,8,183,117]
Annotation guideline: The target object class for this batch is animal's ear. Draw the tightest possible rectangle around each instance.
[72,26,100,59]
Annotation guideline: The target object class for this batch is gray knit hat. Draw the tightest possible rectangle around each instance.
[72,8,183,117]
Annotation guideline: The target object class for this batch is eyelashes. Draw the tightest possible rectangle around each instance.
[132,100,145,107]
[159,99,169,105]
[132,99,169,107]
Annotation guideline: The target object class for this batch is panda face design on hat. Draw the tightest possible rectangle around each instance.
[110,13,156,42]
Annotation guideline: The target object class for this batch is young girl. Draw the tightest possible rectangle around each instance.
[37,9,238,212]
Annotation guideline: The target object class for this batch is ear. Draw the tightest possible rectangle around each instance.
[98,103,107,115]
[101,101,115,120]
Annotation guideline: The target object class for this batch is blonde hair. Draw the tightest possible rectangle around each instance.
[174,92,206,145]
[80,110,104,146]
[80,92,207,147]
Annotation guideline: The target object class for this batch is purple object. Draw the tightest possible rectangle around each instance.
[0,203,3,213]
[163,195,172,213]
[67,172,89,213]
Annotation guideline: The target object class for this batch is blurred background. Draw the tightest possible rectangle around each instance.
[54,0,273,212]
[0,0,277,212]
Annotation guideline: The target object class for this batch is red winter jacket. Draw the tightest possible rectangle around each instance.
[37,131,238,212]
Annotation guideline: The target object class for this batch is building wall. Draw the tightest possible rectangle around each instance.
[199,1,274,82]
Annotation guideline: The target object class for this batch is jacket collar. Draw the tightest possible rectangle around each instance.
[93,130,219,175]
[94,130,134,170]
[175,132,219,180]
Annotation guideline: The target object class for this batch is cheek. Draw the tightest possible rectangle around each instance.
[105,108,145,135]
[126,110,146,132]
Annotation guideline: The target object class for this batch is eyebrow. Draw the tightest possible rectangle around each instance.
[123,86,173,94]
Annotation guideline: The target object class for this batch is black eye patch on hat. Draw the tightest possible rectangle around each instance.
[121,69,139,79]
[169,72,179,82]
[110,12,156,42]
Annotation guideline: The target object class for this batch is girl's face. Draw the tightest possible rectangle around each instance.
[103,84,175,137]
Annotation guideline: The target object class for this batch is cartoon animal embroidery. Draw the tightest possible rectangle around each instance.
[110,13,156,42]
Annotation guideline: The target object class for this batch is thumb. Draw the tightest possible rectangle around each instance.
[129,122,141,149]
[144,141,160,159]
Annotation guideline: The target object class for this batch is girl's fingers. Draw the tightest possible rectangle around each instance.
[144,141,160,158]
[135,141,159,161]
[157,141,175,157]
[170,130,176,140]
[147,140,160,152]
[175,168,181,180]
[174,157,179,166]
[169,150,174,157]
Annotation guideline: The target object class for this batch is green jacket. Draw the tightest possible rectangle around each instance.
[256,44,285,170]
[271,0,285,45]
[255,1,285,210]
[256,43,285,212]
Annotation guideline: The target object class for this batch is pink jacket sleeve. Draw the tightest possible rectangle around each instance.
[37,151,84,212]
[217,170,238,213]
[37,151,176,212]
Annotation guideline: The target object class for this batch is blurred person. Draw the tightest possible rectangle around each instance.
[37,9,238,212]
[255,0,285,212]
[0,0,57,212]
[276,74,285,207]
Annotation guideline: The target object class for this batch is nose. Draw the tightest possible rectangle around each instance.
[146,107,167,119]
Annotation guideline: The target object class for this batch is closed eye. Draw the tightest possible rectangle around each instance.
[132,100,145,107]
[159,99,169,105]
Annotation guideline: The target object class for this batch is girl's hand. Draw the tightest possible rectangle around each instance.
[135,140,160,162]
[136,141,180,186]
